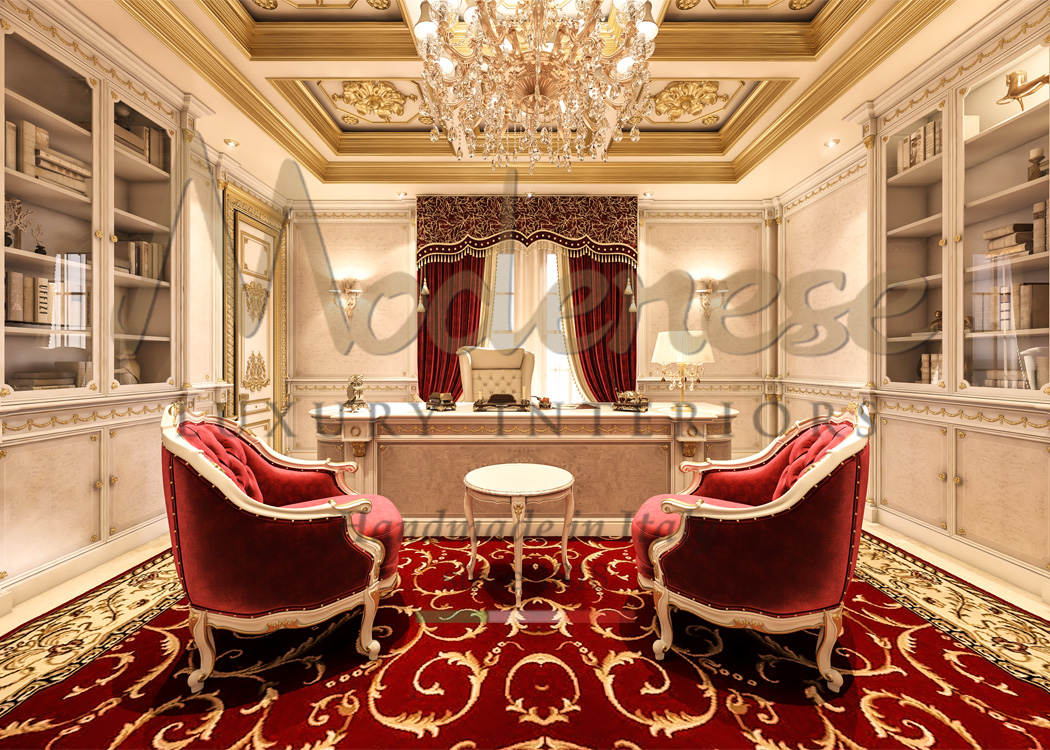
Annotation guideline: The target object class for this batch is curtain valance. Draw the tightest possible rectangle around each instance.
[416,196,637,266]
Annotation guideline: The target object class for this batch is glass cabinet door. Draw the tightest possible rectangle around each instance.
[880,108,947,388]
[109,99,173,389]
[959,46,1049,396]
[3,34,97,398]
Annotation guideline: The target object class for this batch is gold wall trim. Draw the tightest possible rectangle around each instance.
[735,0,954,181]
[880,402,1050,430]
[644,211,763,219]
[879,6,1050,126]
[784,386,860,399]
[294,211,412,220]
[380,424,671,436]
[783,160,867,213]
[2,403,167,432]
[322,160,738,183]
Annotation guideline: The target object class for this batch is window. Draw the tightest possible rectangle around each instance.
[488,249,583,404]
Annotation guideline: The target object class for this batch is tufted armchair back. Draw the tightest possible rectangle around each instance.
[456,346,535,402]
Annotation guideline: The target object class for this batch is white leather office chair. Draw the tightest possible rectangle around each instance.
[456,347,535,402]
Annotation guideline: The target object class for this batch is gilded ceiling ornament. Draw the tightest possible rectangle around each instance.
[242,281,270,323]
[702,114,720,125]
[334,81,417,122]
[654,81,729,122]
[342,114,360,125]
[788,0,815,8]
[251,0,279,8]
[243,352,270,392]
[367,0,391,8]
[675,0,701,9]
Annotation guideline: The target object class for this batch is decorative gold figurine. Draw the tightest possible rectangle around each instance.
[996,69,1050,112]
[929,310,943,332]
[344,374,367,411]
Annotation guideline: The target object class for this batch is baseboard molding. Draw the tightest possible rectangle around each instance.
[0,519,169,616]
[871,511,1050,604]
[402,516,633,539]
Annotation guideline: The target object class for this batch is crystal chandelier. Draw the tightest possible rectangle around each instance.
[413,0,658,174]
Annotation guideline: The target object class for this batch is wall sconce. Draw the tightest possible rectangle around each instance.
[331,279,363,319]
[695,278,729,318]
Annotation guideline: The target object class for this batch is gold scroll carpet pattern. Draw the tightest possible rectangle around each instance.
[0,535,1047,749]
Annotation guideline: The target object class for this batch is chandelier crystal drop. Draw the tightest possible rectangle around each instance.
[414,0,657,174]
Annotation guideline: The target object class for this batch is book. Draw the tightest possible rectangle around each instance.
[35,157,86,180]
[1035,202,1047,253]
[34,276,48,324]
[114,123,147,152]
[934,119,942,155]
[1021,283,1050,329]
[896,139,907,173]
[987,232,1034,250]
[147,127,165,170]
[985,242,1033,259]
[10,369,76,379]
[924,122,936,160]
[22,275,33,322]
[35,147,91,176]
[115,240,137,275]
[5,271,23,321]
[34,126,48,148]
[5,121,16,169]
[17,120,36,177]
[982,223,1033,240]
[909,128,924,167]
[36,168,87,194]
[56,361,89,387]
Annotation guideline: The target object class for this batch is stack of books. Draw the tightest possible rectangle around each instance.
[6,119,91,195]
[55,360,93,388]
[919,353,942,384]
[896,119,943,173]
[8,369,77,391]
[980,369,1027,388]
[3,270,90,329]
[1034,202,1047,254]
[114,121,167,170]
[983,223,1034,259]
[114,240,165,280]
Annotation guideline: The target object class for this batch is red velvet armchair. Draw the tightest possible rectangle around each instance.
[160,404,403,693]
[631,404,871,692]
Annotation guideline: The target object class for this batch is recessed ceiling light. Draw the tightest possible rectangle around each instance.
[223,138,239,148]
[825,138,840,148]
[642,191,654,198]
[397,191,408,200]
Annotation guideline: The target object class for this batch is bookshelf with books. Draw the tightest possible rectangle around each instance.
[959,44,1049,397]
[109,99,173,389]
[880,106,947,388]
[2,34,96,396]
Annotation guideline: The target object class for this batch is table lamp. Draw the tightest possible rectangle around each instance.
[651,331,714,414]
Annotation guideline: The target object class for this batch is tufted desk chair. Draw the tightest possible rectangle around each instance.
[456,346,535,402]
[631,404,871,692]
[160,404,403,693]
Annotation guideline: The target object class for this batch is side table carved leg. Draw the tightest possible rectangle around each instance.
[464,490,477,580]
[511,496,526,607]
[561,487,574,580]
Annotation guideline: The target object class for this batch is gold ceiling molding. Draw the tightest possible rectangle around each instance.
[612,79,794,157]
[783,160,866,212]
[735,0,953,182]
[880,6,1050,126]
[119,0,327,176]
[322,160,739,183]
[294,211,412,219]
[644,211,763,219]
[652,80,735,123]
[2,0,176,117]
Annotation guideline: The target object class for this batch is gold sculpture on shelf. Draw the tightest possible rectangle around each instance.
[929,310,943,332]
[996,69,1049,112]
[344,374,367,411]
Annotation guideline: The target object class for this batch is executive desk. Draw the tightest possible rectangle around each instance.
[310,402,737,522]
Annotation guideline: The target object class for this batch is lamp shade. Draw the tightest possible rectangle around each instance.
[651,331,714,365]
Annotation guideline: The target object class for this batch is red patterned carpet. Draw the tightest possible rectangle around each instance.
[1,536,1049,749]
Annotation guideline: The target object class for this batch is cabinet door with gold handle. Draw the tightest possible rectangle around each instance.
[107,423,166,537]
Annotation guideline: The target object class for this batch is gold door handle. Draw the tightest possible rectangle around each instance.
[938,472,946,480]
[938,238,947,246]
[94,230,103,239]
[110,476,119,484]
[109,527,117,534]
[90,534,98,542]
[95,480,103,489]
[953,476,961,485]
[957,528,966,536]
[953,234,962,243]
[110,235,118,242]
[940,522,947,529]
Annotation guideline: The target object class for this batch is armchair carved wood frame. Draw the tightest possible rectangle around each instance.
[160,405,402,693]
[634,405,871,693]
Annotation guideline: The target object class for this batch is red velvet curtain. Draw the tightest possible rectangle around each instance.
[566,254,637,402]
[417,254,487,401]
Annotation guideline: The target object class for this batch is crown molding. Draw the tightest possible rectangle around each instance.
[778,143,866,211]
[734,0,955,181]
[322,160,739,183]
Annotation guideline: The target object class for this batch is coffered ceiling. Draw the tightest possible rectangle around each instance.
[71,0,1021,199]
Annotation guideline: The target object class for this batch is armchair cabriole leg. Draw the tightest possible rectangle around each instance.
[358,583,381,661]
[188,609,215,693]
[652,585,674,660]
[816,609,843,692]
